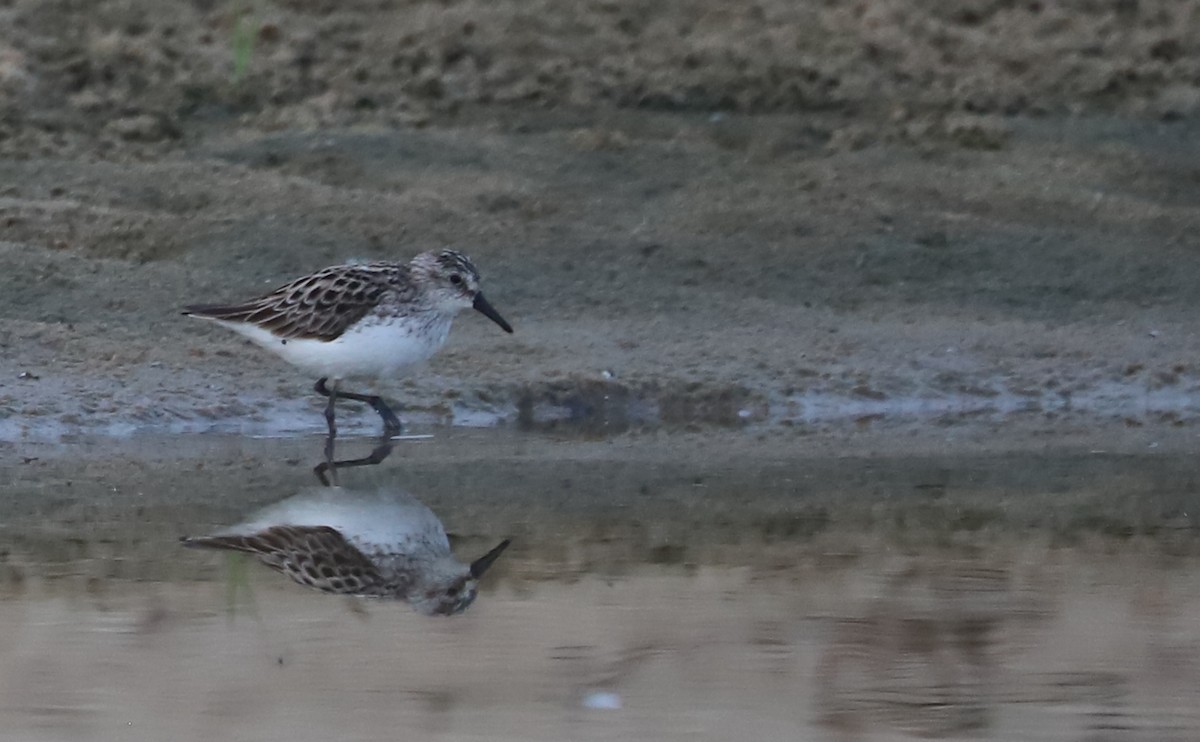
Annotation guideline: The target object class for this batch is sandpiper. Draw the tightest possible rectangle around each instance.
[182,486,510,616]
[183,250,512,440]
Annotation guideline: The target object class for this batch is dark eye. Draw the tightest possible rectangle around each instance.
[449,274,463,285]
[445,586,459,597]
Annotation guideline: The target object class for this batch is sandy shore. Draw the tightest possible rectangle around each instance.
[0,2,1199,454]
[5,7,1200,738]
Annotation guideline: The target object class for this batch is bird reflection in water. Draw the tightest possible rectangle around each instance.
[182,436,509,616]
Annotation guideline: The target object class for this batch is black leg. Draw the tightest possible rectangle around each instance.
[336,389,402,436]
[315,377,403,437]
[314,439,396,487]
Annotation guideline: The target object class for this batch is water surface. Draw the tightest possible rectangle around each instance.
[2,430,1199,741]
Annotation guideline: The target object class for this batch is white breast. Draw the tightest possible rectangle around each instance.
[218,486,452,557]
[210,314,454,381]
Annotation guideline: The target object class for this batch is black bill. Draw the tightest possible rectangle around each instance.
[469,539,511,578]
[472,292,514,334]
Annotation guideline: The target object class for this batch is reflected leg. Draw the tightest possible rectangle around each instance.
[314,438,395,487]
[316,377,339,470]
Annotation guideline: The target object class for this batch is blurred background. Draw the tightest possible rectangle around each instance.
[2,2,1200,740]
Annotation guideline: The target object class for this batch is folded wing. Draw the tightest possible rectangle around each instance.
[183,524,388,596]
[183,264,409,342]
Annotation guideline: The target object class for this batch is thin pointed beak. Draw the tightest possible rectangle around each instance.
[469,538,511,578]
[472,292,513,334]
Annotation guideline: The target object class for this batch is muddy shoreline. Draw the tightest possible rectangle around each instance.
[1,2,1199,454]
[5,4,1200,740]
[1,113,1199,452]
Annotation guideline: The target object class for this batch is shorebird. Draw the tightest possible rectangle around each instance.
[182,486,510,616]
[183,250,512,441]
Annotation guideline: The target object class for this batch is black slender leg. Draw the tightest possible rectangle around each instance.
[313,439,395,487]
[337,390,402,436]
[314,377,403,437]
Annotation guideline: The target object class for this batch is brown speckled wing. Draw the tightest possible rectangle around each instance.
[183,524,387,596]
[184,263,412,342]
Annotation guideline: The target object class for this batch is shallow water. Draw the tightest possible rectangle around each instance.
[3,430,1200,741]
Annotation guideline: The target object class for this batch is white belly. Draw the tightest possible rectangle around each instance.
[213,316,453,380]
[222,487,451,555]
